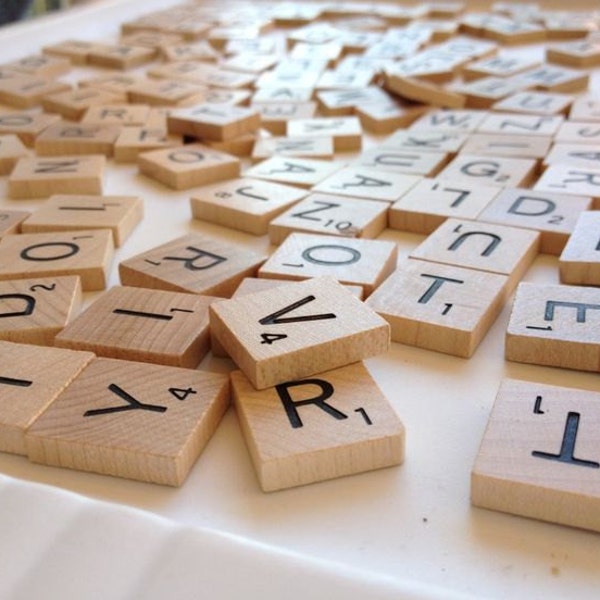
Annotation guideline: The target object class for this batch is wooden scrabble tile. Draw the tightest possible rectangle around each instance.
[202,132,257,158]
[355,100,426,135]
[42,40,101,65]
[459,133,552,160]
[0,76,71,109]
[514,64,589,93]
[533,165,600,204]
[286,116,362,153]
[471,378,600,533]
[506,281,600,371]
[410,218,539,295]
[0,209,30,236]
[312,166,422,203]
[251,136,334,162]
[79,73,145,95]
[0,230,113,291]
[21,194,143,247]
[389,177,500,234]
[0,134,29,174]
[167,104,260,142]
[462,54,540,81]
[268,193,388,245]
[569,97,600,122]
[210,276,390,389]
[366,259,508,357]
[492,91,574,115]
[244,156,342,189]
[5,54,71,78]
[0,275,82,345]
[316,87,392,117]
[137,143,240,190]
[381,130,468,154]
[543,143,600,171]
[8,155,105,199]
[476,113,564,136]
[55,286,215,368]
[119,232,267,297]
[0,341,93,455]
[26,357,229,486]
[87,43,157,69]
[352,147,449,177]
[553,121,600,145]
[81,104,150,126]
[202,88,253,106]
[251,87,314,104]
[477,188,593,255]
[384,74,466,109]
[0,112,59,147]
[41,88,126,121]
[258,232,397,296]
[190,178,305,236]
[315,69,374,90]
[161,41,220,63]
[451,76,526,109]
[231,362,404,491]
[252,102,317,136]
[127,78,205,106]
[34,122,122,158]
[113,126,181,163]
[559,211,600,285]
[546,40,600,69]
[408,109,489,133]
[483,20,545,45]
[220,53,280,75]
[120,31,185,49]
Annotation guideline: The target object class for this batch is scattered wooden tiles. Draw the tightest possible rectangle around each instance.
[476,112,564,136]
[26,357,229,486]
[286,116,363,152]
[547,40,600,68]
[559,211,600,285]
[409,109,489,133]
[209,276,390,389]
[232,362,404,491]
[251,136,334,162]
[533,164,600,205]
[472,378,600,533]
[81,104,151,125]
[0,75,71,109]
[0,341,94,455]
[505,281,600,372]
[244,156,342,189]
[0,112,60,147]
[119,233,267,297]
[87,43,157,69]
[459,133,551,159]
[113,127,181,163]
[41,88,126,121]
[0,134,29,174]
[352,147,449,177]
[34,122,122,157]
[492,91,574,115]
[0,209,30,237]
[253,102,317,135]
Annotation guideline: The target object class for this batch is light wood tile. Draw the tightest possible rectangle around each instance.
[559,211,600,285]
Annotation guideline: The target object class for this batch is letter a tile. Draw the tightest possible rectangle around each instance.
[505,281,600,372]
[210,277,390,389]
[472,378,600,533]
[0,341,94,455]
[232,362,404,491]
[26,357,229,486]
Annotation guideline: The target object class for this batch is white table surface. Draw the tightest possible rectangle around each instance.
[1,1,600,598]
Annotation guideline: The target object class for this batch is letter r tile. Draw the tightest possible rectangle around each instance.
[505,281,600,372]
[472,378,600,532]
[26,357,229,486]
[231,362,404,491]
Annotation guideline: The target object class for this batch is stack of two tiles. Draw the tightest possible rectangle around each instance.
[209,275,405,491]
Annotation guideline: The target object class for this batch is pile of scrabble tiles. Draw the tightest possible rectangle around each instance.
[0,0,599,530]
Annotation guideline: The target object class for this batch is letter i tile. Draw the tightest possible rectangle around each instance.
[231,362,405,491]
[472,378,600,532]
[26,357,229,486]
[505,281,600,372]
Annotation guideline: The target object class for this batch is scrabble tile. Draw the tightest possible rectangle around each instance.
[0,275,82,345]
[21,194,143,247]
[553,120,600,145]
[87,44,157,69]
[244,156,342,189]
[220,53,280,74]
[0,112,59,147]
[41,88,126,121]
[209,276,390,389]
[0,230,113,292]
[127,78,205,106]
[251,87,314,104]
[384,73,466,109]
[120,31,185,49]
[42,39,101,65]
[8,155,105,199]
[253,102,317,136]
[231,362,404,491]
[533,165,600,204]
[5,54,71,78]
[258,232,397,296]
[268,193,388,245]
[0,341,93,455]
[492,91,574,115]
[119,232,267,297]
[251,136,334,162]
[477,188,592,255]
[81,104,150,126]
[79,73,144,95]
[167,104,260,142]
[451,76,526,109]
[408,109,489,133]
[312,166,421,203]
[0,76,71,109]
[190,177,305,236]
[543,143,600,171]
[316,86,392,117]
[113,126,181,163]
[380,130,468,154]
[514,64,589,93]
[0,134,29,174]
[462,54,540,81]
[436,154,537,188]
[289,41,343,67]
[55,286,216,368]
[410,218,539,296]
[286,116,362,152]
[505,281,600,372]
[0,209,30,236]
[34,122,122,158]
[315,69,374,90]
[459,133,551,160]
[389,177,500,234]
[471,378,600,533]
[203,132,257,158]
[25,357,229,486]
[476,113,564,136]
[366,259,508,357]
[569,97,600,122]
[161,41,220,63]
[137,143,240,190]
[483,20,545,45]
[559,211,600,285]
[352,147,449,177]
[355,99,426,135]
